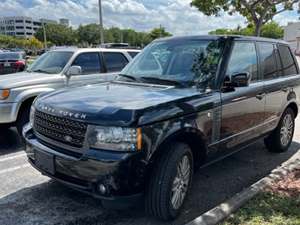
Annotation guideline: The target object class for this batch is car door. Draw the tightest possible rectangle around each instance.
[220,40,265,149]
[259,43,298,129]
[102,52,129,72]
[69,52,106,85]
[258,42,288,130]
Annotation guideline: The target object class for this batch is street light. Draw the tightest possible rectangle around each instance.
[98,0,104,45]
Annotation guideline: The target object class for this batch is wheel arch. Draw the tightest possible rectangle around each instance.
[149,127,208,170]
[17,96,36,120]
[286,102,298,118]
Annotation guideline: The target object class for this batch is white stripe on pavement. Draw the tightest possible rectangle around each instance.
[0,153,26,162]
[0,164,30,175]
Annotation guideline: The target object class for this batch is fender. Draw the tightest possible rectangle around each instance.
[143,117,208,162]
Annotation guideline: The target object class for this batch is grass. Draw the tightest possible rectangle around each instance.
[222,192,300,225]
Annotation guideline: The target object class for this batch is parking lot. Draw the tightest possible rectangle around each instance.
[0,117,299,225]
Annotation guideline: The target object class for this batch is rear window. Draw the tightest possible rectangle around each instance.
[258,43,278,80]
[127,51,139,58]
[103,52,128,72]
[278,45,298,76]
[0,53,21,60]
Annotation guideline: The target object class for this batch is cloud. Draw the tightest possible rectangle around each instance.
[0,0,297,35]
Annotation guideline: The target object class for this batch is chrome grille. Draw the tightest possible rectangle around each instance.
[34,110,87,148]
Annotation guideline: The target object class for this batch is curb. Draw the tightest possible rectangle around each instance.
[185,157,300,225]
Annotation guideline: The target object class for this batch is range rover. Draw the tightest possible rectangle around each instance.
[24,35,300,220]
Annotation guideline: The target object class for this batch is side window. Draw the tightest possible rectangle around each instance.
[278,45,298,76]
[226,41,259,82]
[258,43,278,80]
[103,52,129,72]
[72,52,101,75]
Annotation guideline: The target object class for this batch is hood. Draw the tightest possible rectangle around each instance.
[36,81,205,126]
[0,71,62,89]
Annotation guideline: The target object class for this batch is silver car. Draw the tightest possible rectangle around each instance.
[0,47,140,135]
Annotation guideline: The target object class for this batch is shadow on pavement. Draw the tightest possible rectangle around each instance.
[0,140,299,225]
[0,128,24,155]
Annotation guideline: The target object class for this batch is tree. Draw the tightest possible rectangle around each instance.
[191,0,299,36]
[77,24,101,46]
[35,23,77,46]
[148,27,172,40]
[261,21,284,39]
[0,35,43,52]
[25,37,43,51]
[209,21,284,39]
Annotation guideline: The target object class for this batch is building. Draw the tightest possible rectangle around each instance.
[0,16,60,38]
[59,18,69,26]
[284,22,300,53]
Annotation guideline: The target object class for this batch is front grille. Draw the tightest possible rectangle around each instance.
[34,110,87,148]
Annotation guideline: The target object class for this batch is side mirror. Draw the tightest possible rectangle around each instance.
[66,65,82,77]
[225,72,251,88]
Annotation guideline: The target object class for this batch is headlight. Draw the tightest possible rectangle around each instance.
[88,126,142,152]
[0,89,10,100]
[29,105,36,127]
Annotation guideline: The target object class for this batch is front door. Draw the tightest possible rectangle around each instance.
[69,52,106,85]
[220,41,265,149]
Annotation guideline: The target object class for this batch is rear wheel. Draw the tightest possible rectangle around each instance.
[264,108,295,153]
[145,142,193,220]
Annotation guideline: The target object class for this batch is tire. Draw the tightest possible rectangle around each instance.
[145,142,193,220]
[16,105,31,138]
[264,108,295,153]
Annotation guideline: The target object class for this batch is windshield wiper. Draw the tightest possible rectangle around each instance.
[31,69,51,74]
[118,74,139,82]
[140,76,185,87]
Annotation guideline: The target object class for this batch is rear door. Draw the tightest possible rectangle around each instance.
[220,40,265,148]
[102,52,129,72]
[259,42,298,130]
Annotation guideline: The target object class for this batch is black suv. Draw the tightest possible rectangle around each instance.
[24,35,300,220]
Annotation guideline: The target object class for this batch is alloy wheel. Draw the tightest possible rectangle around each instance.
[280,113,294,147]
[171,155,191,210]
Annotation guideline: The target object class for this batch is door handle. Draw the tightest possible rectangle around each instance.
[256,93,265,100]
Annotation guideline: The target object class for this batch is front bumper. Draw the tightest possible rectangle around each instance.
[0,102,18,123]
[24,127,147,202]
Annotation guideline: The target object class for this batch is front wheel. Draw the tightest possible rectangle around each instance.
[264,108,295,153]
[145,143,193,220]
[16,106,31,138]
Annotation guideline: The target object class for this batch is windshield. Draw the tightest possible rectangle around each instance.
[0,53,21,60]
[121,39,225,88]
[28,51,74,74]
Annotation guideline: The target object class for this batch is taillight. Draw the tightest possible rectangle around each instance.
[14,60,25,68]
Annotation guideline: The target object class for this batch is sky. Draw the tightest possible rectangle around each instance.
[0,0,299,35]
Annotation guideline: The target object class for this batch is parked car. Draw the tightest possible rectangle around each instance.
[23,35,300,220]
[0,52,28,75]
[0,47,140,134]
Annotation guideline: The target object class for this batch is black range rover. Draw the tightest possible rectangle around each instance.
[24,35,300,220]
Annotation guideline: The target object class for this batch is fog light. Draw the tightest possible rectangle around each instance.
[98,184,106,194]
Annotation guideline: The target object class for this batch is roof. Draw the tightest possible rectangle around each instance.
[155,35,288,45]
[51,47,141,53]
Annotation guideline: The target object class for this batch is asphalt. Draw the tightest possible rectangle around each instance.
[0,118,300,225]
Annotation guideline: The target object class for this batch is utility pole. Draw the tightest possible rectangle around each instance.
[98,0,104,45]
[42,21,47,50]
[159,24,162,38]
